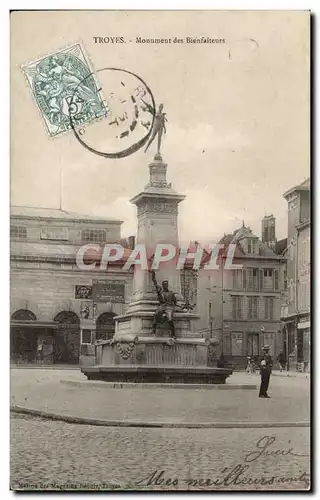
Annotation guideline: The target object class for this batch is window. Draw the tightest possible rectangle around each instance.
[82,229,106,243]
[248,297,258,319]
[81,329,92,344]
[232,296,242,319]
[232,269,243,289]
[247,240,255,254]
[247,333,259,356]
[243,269,258,290]
[223,333,231,355]
[264,297,274,320]
[10,225,27,240]
[263,269,275,290]
[231,333,243,356]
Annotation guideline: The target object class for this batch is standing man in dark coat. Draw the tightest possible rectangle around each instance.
[259,345,273,398]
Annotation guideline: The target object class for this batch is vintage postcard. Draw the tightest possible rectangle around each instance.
[10,10,310,492]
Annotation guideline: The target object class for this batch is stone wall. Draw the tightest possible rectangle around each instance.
[10,260,133,322]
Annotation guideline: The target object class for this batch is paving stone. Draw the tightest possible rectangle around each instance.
[10,415,310,491]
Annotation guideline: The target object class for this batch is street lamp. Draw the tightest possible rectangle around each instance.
[209,300,213,337]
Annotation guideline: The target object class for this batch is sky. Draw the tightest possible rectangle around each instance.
[11,10,310,243]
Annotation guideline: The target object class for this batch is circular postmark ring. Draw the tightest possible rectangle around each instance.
[68,67,156,159]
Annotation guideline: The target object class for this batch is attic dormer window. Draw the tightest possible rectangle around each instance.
[247,239,255,254]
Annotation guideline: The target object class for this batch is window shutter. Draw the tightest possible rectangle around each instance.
[232,297,236,319]
[233,270,237,289]
[264,297,268,319]
[254,298,258,319]
[274,270,279,290]
[270,298,274,320]
[237,297,242,319]
[248,269,253,289]
[243,269,247,289]
[260,269,264,290]
[248,297,252,319]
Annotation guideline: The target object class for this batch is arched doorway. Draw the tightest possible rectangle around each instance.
[11,310,37,362]
[96,312,116,341]
[54,311,80,364]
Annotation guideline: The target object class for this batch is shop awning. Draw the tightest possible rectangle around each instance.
[10,320,59,329]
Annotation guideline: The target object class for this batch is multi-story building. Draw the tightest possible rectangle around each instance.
[281,178,310,372]
[10,206,198,365]
[10,206,134,365]
[197,222,283,368]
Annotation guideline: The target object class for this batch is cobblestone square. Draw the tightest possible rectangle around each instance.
[10,368,310,491]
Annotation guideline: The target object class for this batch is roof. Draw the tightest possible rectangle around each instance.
[10,206,123,224]
[231,226,259,243]
[283,178,310,199]
[216,225,280,260]
[274,238,288,255]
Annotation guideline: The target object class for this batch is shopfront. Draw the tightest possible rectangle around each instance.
[298,318,310,372]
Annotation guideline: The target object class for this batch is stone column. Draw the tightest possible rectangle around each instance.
[129,156,185,305]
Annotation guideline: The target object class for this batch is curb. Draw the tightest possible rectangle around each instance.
[60,380,257,390]
[272,373,310,379]
[11,406,310,429]
[11,365,80,370]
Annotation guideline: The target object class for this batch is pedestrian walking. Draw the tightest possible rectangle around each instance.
[259,345,273,398]
[277,350,286,372]
[36,340,44,364]
[246,356,255,374]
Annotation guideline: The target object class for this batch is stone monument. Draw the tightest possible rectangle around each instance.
[82,152,232,384]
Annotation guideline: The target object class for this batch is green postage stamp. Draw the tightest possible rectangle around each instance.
[22,43,106,137]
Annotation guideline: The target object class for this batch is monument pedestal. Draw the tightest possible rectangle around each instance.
[81,155,232,384]
[79,318,96,367]
[85,335,231,384]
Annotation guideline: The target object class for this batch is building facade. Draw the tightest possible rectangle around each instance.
[197,223,283,369]
[281,179,310,372]
[10,206,198,365]
[10,206,134,364]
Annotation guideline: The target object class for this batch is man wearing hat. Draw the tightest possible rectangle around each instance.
[259,345,273,398]
[151,270,177,338]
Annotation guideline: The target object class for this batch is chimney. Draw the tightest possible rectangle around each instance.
[128,235,135,249]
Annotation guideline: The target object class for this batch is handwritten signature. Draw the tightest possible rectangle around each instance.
[134,467,310,489]
[134,435,310,489]
[244,435,309,463]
